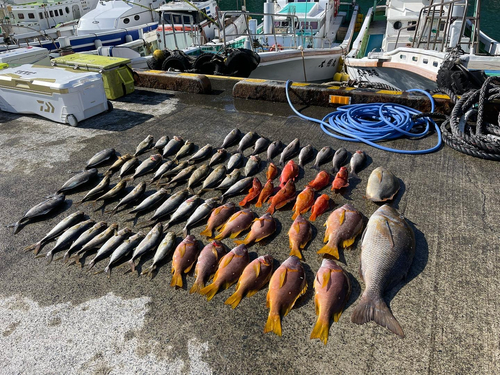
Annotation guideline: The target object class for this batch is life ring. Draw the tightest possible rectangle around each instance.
[270,44,283,51]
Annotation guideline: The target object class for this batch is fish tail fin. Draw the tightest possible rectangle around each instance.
[170,272,183,288]
[188,187,195,194]
[224,291,243,309]
[289,246,303,260]
[62,251,71,263]
[129,260,136,273]
[292,210,299,220]
[180,227,188,237]
[45,252,54,265]
[213,232,224,241]
[199,283,219,301]
[263,312,282,336]
[200,226,212,238]
[104,266,111,278]
[11,221,21,235]
[255,200,262,208]
[351,295,404,338]
[22,242,37,253]
[309,212,317,222]
[104,206,117,215]
[140,265,153,276]
[350,170,359,179]
[316,243,339,259]
[189,280,204,294]
[310,317,330,345]
[87,259,96,271]
[233,238,247,245]
[266,205,275,215]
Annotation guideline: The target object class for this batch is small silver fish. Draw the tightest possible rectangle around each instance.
[94,180,127,203]
[104,232,145,277]
[313,146,334,170]
[244,155,261,177]
[77,175,111,205]
[220,177,253,202]
[221,128,241,149]
[86,148,116,169]
[187,164,210,194]
[104,154,133,176]
[106,181,147,215]
[164,164,197,188]
[279,138,300,166]
[150,160,175,183]
[149,189,189,222]
[237,131,256,154]
[87,227,132,269]
[198,165,226,194]
[298,144,314,167]
[188,144,213,164]
[227,153,244,172]
[154,135,169,150]
[132,154,162,179]
[215,169,241,190]
[163,195,200,230]
[57,168,98,194]
[128,223,163,272]
[74,223,119,260]
[251,137,269,155]
[332,147,348,173]
[162,136,184,157]
[209,148,228,167]
[267,140,283,162]
[119,157,140,178]
[350,150,366,178]
[180,197,219,236]
[62,221,107,261]
[129,188,169,215]
[174,140,194,162]
[141,232,176,277]
[134,135,154,156]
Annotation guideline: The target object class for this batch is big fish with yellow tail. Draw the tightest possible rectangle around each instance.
[287,214,312,259]
[170,235,199,288]
[213,209,254,240]
[199,202,237,238]
[351,204,415,338]
[310,259,351,345]
[189,240,227,294]
[317,204,364,259]
[234,213,276,245]
[264,256,307,336]
[199,244,249,301]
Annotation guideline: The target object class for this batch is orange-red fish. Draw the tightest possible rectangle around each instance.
[255,180,274,208]
[199,244,249,301]
[309,194,330,222]
[170,235,199,288]
[279,160,299,188]
[214,209,255,240]
[291,186,315,220]
[238,177,262,206]
[199,202,238,238]
[317,204,364,259]
[331,166,349,191]
[225,254,274,308]
[234,213,276,245]
[266,163,278,181]
[266,180,296,214]
[307,170,330,191]
[264,256,307,336]
[310,259,351,345]
[189,240,227,294]
[287,214,312,259]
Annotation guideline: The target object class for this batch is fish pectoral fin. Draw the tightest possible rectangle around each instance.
[221,253,235,268]
[351,295,404,338]
[178,246,186,258]
[278,268,287,288]
[184,261,195,274]
[211,247,220,260]
[339,209,346,225]
[342,236,356,249]
[332,310,344,323]
[253,261,261,278]
[381,219,395,249]
[321,270,331,289]
[314,294,320,316]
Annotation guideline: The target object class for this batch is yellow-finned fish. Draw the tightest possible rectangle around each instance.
[170,235,199,288]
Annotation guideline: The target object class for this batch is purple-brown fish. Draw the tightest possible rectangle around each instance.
[213,209,255,240]
[234,213,276,245]
[199,202,238,238]
[189,241,227,294]
[170,235,199,288]
[287,214,312,260]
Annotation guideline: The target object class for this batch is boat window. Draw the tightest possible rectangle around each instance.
[65,7,70,14]
[28,13,35,19]
[135,15,140,21]
[60,9,64,16]
[183,15,191,24]
[400,54,406,60]
[39,12,44,19]
[394,21,402,30]
[423,59,428,64]
[440,22,445,31]
[309,22,318,29]
[18,13,25,20]
[412,56,418,61]
[49,11,54,17]
[164,14,172,23]
[124,18,130,24]
[433,61,438,67]
[408,21,416,31]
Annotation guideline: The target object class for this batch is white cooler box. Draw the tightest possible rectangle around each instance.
[0,46,50,67]
[0,64,110,126]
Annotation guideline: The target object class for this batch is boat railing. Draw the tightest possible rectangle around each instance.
[158,11,201,50]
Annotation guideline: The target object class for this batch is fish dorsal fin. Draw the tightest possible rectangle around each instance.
[221,253,234,268]
[279,268,287,288]
[321,270,331,290]
[253,261,261,278]
[339,209,346,225]
[178,245,186,258]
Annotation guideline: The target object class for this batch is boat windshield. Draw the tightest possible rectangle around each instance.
[162,11,200,25]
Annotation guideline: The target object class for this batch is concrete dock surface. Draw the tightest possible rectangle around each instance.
[0,83,499,374]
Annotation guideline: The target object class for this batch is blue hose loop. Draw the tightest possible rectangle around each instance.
[285,81,442,154]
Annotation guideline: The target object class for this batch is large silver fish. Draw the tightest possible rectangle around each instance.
[134,135,154,156]
[106,181,147,215]
[129,188,168,216]
[149,189,188,222]
[141,232,177,277]
[220,128,241,149]
[119,157,140,178]
[187,164,210,194]
[298,144,314,167]
[209,148,228,167]
[351,204,415,338]
[87,227,131,269]
[158,160,189,180]
[188,144,213,164]
[279,138,300,166]
[104,154,133,176]
[57,168,98,194]
[86,148,116,169]
[173,140,194,162]
[214,169,240,190]
[350,150,366,178]
[131,154,162,179]
[237,131,256,154]
[180,197,219,236]
[77,175,111,205]
[150,160,175,183]
[251,137,269,155]
[220,177,253,202]
[197,165,226,194]
[104,232,145,277]
[154,135,169,150]
[163,195,200,230]
[332,147,348,173]
[73,223,119,262]
[162,136,184,157]
[312,146,334,170]
[93,180,127,204]
[244,155,260,177]
[365,167,401,202]
[128,223,163,273]
[227,153,244,172]
[163,164,196,188]
[267,140,283,162]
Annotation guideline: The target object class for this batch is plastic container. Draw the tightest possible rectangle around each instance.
[0,64,110,126]
[51,53,135,99]
[0,46,50,67]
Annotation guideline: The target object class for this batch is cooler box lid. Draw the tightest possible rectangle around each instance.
[52,53,131,70]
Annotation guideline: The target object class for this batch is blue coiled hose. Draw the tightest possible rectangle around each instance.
[285,80,442,154]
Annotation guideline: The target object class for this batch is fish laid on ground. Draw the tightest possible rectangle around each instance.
[227,152,244,172]
[244,155,261,177]
[159,161,190,182]
[264,256,307,336]
[180,197,219,236]
[309,194,330,222]
[279,160,299,188]
[87,227,132,269]
[200,202,238,238]
[332,147,348,173]
[239,178,262,207]
[77,175,111,205]
[266,163,278,181]
[163,165,196,188]
[189,240,227,294]
[188,144,212,164]
[220,177,253,202]
[292,186,315,220]
[119,157,140,178]
[162,136,184,157]
[279,138,300,166]
[298,144,315,167]
[267,180,296,215]
[74,223,119,261]
[225,254,274,308]
[150,160,175,183]
[141,231,176,277]
[234,212,276,245]
[255,180,274,208]
[351,204,415,338]
[93,180,127,204]
[128,223,163,273]
[310,259,351,345]
[9,193,66,235]
[131,154,162,179]
[104,154,133,176]
[331,166,349,191]
[199,244,249,300]
[62,221,107,261]
[163,195,200,230]
[57,168,98,194]
[317,204,364,259]
[104,232,145,277]
[106,181,147,215]
[237,131,256,154]
[350,150,366,178]
[23,211,85,255]
[43,219,95,264]
[307,171,330,191]
[251,137,269,155]
[173,140,194,162]
[187,164,210,194]
[154,135,169,150]
[134,135,154,156]
[214,209,254,240]
[214,169,240,190]
[365,167,401,202]
[170,235,199,288]
[209,148,228,167]
[220,128,241,149]
[86,148,115,169]
[148,189,188,222]
[313,146,334,170]
[129,188,169,216]
[288,214,312,259]
[197,165,226,194]
[267,140,283,162]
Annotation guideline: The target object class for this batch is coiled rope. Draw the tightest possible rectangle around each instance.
[285,80,442,154]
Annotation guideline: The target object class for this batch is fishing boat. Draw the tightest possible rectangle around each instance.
[344,0,500,93]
